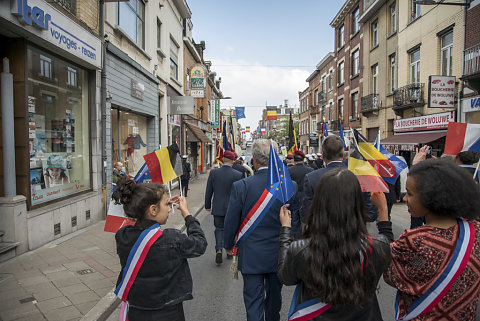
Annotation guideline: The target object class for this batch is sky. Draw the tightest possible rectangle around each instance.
[188,1,345,137]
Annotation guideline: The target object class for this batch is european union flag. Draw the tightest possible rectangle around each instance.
[267,144,294,204]
[222,120,230,151]
[324,122,329,137]
[134,163,151,184]
[374,134,408,185]
[339,121,346,149]
[235,106,246,119]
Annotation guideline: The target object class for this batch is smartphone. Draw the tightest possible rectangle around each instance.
[426,148,432,159]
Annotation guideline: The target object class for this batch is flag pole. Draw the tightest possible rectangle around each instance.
[178,177,183,197]
[474,161,480,181]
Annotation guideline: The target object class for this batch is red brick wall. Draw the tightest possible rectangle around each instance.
[465,4,480,49]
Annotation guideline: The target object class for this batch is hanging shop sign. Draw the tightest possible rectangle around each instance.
[2,0,102,68]
[461,95,480,113]
[394,111,455,133]
[190,64,206,98]
[211,99,220,129]
[168,96,194,115]
[428,75,456,108]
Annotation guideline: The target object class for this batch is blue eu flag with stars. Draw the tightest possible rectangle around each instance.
[267,145,294,204]
[134,163,151,184]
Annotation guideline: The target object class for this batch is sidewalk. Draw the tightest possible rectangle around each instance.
[0,172,209,321]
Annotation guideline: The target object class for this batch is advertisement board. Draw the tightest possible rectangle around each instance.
[394,111,455,132]
[428,76,456,108]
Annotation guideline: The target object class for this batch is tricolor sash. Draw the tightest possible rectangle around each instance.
[395,219,476,321]
[114,223,163,321]
[288,236,373,320]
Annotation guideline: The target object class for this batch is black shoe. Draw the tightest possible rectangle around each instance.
[226,254,233,260]
[216,251,222,264]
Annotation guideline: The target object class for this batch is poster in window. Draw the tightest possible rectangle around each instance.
[43,154,70,188]
[30,167,45,191]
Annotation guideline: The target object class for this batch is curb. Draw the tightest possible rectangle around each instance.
[80,203,205,321]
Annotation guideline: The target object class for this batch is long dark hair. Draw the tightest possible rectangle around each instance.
[409,158,480,219]
[302,169,377,305]
[112,175,167,220]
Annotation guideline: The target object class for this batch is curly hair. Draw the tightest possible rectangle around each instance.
[111,175,167,220]
[408,159,480,219]
[302,169,379,305]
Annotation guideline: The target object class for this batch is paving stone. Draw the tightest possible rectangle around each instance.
[83,277,114,291]
[40,265,67,274]
[52,277,82,288]
[0,296,24,312]
[62,261,91,272]
[43,305,81,321]
[78,272,104,282]
[18,275,49,287]
[0,286,28,300]
[75,300,97,315]
[14,312,47,321]
[46,270,76,281]
[0,302,39,321]
[22,280,57,293]
[66,290,100,305]
[13,269,44,280]
[92,286,113,297]
[59,283,90,296]
[36,296,72,314]
[32,284,63,302]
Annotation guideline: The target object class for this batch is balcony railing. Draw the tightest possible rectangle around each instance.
[361,94,379,114]
[464,43,480,77]
[393,83,425,110]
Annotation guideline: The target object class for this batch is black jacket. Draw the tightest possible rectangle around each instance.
[115,217,207,310]
[278,224,392,321]
[288,163,313,202]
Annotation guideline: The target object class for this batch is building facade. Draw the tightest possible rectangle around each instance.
[330,0,364,136]
[0,0,103,258]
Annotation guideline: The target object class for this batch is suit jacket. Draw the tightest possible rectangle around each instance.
[205,165,243,216]
[224,169,298,274]
[302,161,378,223]
[288,163,313,202]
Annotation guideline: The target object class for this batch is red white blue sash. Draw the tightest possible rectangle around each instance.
[114,223,163,321]
[234,184,279,247]
[395,219,476,321]
[288,236,373,321]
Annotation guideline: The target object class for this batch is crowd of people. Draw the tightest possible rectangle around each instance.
[111,136,480,321]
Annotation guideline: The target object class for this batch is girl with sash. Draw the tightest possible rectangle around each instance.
[278,168,393,320]
[384,156,480,320]
[113,176,207,321]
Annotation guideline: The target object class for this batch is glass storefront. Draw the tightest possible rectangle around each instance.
[27,45,91,206]
[111,109,148,177]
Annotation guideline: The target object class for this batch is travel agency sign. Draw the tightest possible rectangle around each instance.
[190,64,206,98]
[1,0,102,69]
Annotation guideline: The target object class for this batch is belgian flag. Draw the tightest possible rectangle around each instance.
[143,144,179,184]
[287,111,298,155]
[355,129,396,178]
[267,106,277,120]
[348,130,389,193]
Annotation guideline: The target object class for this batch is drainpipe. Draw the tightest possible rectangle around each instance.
[100,0,107,215]
[1,58,16,197]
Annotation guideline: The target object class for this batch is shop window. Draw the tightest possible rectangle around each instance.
[117,0,145,49]
[111,109,148,177]
[27,46,90,206]
[40,55,52,79]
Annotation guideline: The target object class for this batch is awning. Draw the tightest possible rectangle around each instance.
[381,131,447,145]
[185,122,211,143]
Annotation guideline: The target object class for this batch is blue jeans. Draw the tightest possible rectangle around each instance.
[213,215,225,251]
[242,273,282,321]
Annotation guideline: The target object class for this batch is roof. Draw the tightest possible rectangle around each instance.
[185,122,211,143]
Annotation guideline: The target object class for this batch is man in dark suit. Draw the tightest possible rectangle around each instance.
[224,139,298,321]
[288,150,312,238]
[302,135,378,222]
[205,150,243,264]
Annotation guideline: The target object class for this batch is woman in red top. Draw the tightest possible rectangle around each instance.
[384,149,480,321]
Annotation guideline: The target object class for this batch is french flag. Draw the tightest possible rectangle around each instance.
[444,122,480,155]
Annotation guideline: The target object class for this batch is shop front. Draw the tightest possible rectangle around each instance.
[381,111,455,165]
[106,44,159,190]
[460,95,480,124]
[0,0,102,254]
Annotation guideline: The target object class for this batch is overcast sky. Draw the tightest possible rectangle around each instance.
[188,1,345,136]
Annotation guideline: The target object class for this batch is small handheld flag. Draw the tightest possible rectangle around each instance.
[268,145,294,203]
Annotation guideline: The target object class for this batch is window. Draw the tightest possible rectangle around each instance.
[410,49,420,83]
[117,0,145,49]
[352,7,360,34]
[352,92,358,119]
[156,19,162,49]
[40,54,52,78]
[170,37,179,80]
[329,70,333,90]
[28,46,90,206]
[389,3,397,34]
[322,75,327,92]
[338,61,344,85]
[389,54,396,92]
[329,102,333,121]
[352,50,359,76]
[371,20,378,47]
[338,25,344,48]
[67,67,77,87]
[338,98,344,120]
[314,90,319,105]
[441,31,453,76]
[372,64,379,94]
[312,119,316,133]
[410,0,421,21]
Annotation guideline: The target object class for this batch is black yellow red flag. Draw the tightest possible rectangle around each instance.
[287,111,298,155]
